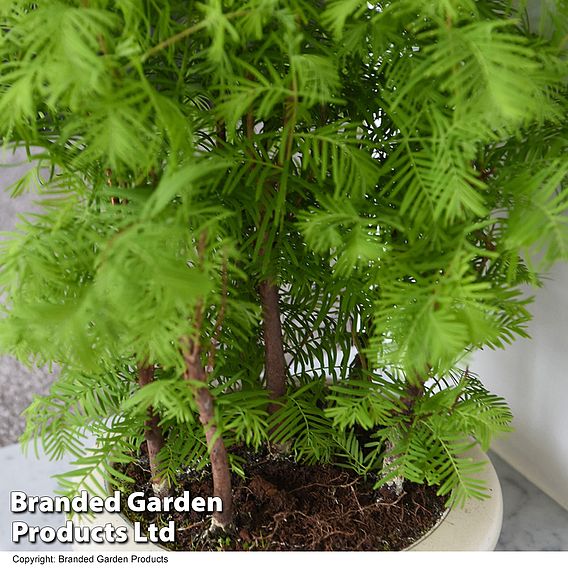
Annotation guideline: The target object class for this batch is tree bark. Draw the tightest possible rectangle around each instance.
[183,341,233,530]
[382,375,427,497]
[256,79,298,413]
[259,279,287,415]
[382,437,405,496]
[138,364,171,498]
[245,95,288,416]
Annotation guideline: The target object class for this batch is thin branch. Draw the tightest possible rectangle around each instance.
[245,76,289,415]
[281,74,298,165]
[208,251,228,372]
[246,108,255,141]
[181,230,233,530]
[351,315,368,373]
[138,363,170,498]
[475,225,496,276]
[140,11,248,63]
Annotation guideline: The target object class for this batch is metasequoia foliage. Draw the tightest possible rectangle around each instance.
[0,0,567,518]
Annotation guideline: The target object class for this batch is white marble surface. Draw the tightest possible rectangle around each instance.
[0,444,73,551]
[490,451,568,551]
[0,149,61,447]
[0,443,567,551]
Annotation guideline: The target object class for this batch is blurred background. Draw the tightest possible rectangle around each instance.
[0,147,58,448]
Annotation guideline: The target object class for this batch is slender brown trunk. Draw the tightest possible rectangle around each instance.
[383,437,405,496]
[382,375,427,496]
[244,90,288,416]
[257,78,298,413]
[216,120,226,144]
[183,231,232,529]
[401,377,426,415]
[183,340,233,530]
[259,280,287,414]
[138,364,171,498]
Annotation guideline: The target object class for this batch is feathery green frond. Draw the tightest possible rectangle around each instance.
[1,0,566,513]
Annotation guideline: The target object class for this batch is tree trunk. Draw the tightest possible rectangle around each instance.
[382,437,405,496]
[382,376,427,497]
[246,96,288,416]
[183,342,233,530]
[138,364,171,498]
[259,279,287,415]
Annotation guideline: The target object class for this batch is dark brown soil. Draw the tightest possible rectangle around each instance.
[118,446,446,551]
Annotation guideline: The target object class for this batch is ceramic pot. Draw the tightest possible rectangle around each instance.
[406,444,503,551]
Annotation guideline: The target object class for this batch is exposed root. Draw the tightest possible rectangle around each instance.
[385,475,405,496]
[151,480,172,500]
[119,447,446,551]
[382,438,405,497]
[194,516,236,547]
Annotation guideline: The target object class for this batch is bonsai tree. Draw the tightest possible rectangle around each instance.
[1,0,567,543]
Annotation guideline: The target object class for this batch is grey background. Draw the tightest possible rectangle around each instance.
[0,148,58,446]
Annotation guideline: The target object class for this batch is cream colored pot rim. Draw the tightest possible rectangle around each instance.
[405,444,503,551]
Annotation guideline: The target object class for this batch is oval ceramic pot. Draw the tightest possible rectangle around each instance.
[72,444,502,552]
[405,444,503,551]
